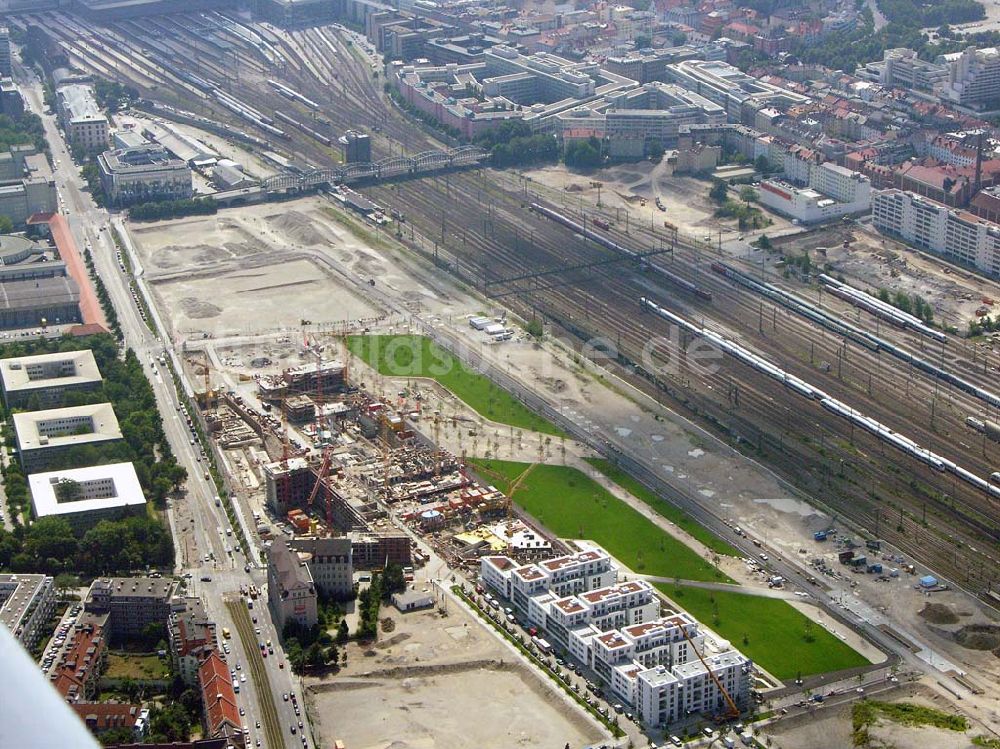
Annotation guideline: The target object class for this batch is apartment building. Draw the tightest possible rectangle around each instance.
[545,580,661,653]
[85,577,175,643]
[481,550,618,617]
[198,650,240,740]
[56,84,109,154]
[97,144,192,207]
[50,612,109,703]
[873,188,1000,276]
[637,650,751,726]
[0,27,11,78]
[28,462,146,532]
[289,536,354,599]
[267,540,318,631]
[168,597,217,687]
[0,349,101,409]
[13,403,123,472]
[0,573,56,649]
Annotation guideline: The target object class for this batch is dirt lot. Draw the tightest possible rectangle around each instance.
[128,198,386,339]
[521,160,794,239]
[764,683,984,749]
[304,600,604,749]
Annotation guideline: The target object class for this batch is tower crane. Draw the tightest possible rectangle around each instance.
[681,626,741,722]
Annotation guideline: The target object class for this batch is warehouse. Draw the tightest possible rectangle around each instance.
[13,403,123,472]
[28,462,146,532]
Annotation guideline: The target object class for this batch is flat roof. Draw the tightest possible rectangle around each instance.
[13,403,122,453]
[0,349,101,395]
[0,574,51,634]
[28,462,145,520]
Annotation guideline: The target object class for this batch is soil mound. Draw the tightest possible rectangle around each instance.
[954,623,1000,650]
[918,603,959,625]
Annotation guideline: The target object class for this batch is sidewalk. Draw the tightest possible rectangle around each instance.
[38,213,108,330]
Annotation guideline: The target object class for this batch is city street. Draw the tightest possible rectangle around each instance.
[14,62,307,749]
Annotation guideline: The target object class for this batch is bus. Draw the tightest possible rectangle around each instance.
[222,627,231,639]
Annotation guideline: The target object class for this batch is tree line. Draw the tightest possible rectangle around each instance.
[129,197,218,222]
[475,120,559,169]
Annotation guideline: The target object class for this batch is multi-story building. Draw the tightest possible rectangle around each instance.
[877,49,947,93]
[168,597,216,687]
[197,650,240,740]
[480,550,617,617]
[605,45,704,84]
[873,188,1000,276]
[263,457,314,512]
[289,536,354,599]
[50,612,109,703]
[544,580,660,651]
[350,532,412,570]
[56,84,108,154]
[940,47,1000,108]
[13,403,123,472]
[636,649,751,726]
[758,162,871,224]
[97,144,192,206]
[28,462,146,532]
[666,59,810,122]
[0,573,56,649]
[267,540,318,631]
[0,27,11,78]
[0,349,101,409]
[85,577,175,643]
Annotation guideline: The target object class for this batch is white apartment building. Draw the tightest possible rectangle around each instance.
[267,540,318,631]
[28,462,146,531]
[873,188,1000,276]
[13,403,123,471]
[56,84,109,154]
[545,580,660,652]
[0,573,56,649]
[637,649,751,726]
[0,349,102,409]
[940,47,1000,108]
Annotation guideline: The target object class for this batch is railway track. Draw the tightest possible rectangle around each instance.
[226,599,286,749]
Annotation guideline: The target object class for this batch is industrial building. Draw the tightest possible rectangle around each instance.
[28,462,146,532]
[873,188,1000,276]
[289,536,354,599]
[0,349,102,409]
[0,235,82,331]
[267,540,318,631]
[55,84,108,154]
[84,577,176,643]
[13,403,123,472]
[97,144,193,206]
[0,573,56,650]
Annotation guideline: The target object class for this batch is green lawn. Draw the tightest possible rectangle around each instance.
[657,584,869,680]
[104,652,169,681]
[472,459,730,583]
[585,458,740,557]
[347,335,563,436]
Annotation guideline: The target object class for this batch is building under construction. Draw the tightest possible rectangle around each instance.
[258,360,346,402]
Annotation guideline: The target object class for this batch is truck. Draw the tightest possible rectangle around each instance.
[531,636,552,654]
[838,550,855,564]
[222,627,231,639]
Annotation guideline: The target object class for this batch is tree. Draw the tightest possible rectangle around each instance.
[634,34,652,49]
[647,141,665,160]
[709,179,728,203]
[382,563,406,599]
[755,234,773,250]
[100,727,137,746]
[564,137,602,169]
[754,155,771,174]
[0,215,12,234]
[336,619,350,644]
[739,186,758,206]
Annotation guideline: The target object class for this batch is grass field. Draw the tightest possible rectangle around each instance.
[104,652,169,681]
[657,584,869,680]
[347,335,562,436]
[585,458,740,557]
[472,459,730,583]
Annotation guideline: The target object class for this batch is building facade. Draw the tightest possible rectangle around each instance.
[97,144,192,206]
[267,541,318,631]
[56,85,109,154]
[289,536,354,599]
[0,573,56,649]
[0,349,101,409]
[85,577,175,643]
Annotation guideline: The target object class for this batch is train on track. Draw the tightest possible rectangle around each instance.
[273,110,332,146]
[818,274,945,342]
[529,203,713,301]
[640,296,1000,504]
[710,261,1000,410]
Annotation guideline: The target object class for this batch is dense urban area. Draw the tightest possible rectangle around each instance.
[5,0,1000,748]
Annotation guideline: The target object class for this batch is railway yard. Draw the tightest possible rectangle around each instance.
[17,4,1000,744]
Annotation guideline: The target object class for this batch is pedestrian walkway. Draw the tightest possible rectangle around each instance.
[33,213,108,330]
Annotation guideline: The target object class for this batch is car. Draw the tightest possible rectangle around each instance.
[240,674,246,683]
[252,616,257,624]
[290,726,296,734]
[301,737,307,747]
[268,647,273,655]
[266,639,272,648]
[201,576,212,582]
[279,662,284,669]
[290,691,296,701]
[283,694,289,702]
[298,721,303,729]
[256,741,261,747]
[669,737,683,747]
[294,706,300,716]
[239,708,245,716]
[255,627,261,635]
[236,663,241,670]
[703,727,714,737]
[255,721,260,729]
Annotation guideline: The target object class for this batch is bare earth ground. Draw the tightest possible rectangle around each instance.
[765,684,988,749]
[305,604,603,749]
[520,160,795,238]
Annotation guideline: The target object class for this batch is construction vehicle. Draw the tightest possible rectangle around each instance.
[681,626,740,722]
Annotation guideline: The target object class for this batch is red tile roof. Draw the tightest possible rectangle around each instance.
[198,651,240,737]
[72,702,141,732]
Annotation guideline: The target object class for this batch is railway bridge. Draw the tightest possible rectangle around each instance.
[262,145,487,193]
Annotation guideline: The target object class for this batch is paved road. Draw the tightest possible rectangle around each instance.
[635,575,801,600]
[16,63,307,749]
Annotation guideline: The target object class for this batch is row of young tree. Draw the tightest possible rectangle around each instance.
[129,197,218,222]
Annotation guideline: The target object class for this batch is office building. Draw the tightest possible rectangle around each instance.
[667,59,810,122]
[877,49,947,93]
[0,349,102,409]
[13,403,122,471]
[28,462,146,532]
[168,597,216,687]
[97,144,192,206]
[0,573,56,649]
[940,47,1000,108]
[341,130,371,164]
[85,577,175,643]
[267,540,318,631]
[0,27,11,78]
[56,84,108,154]
[873,188,1000,277]
[758,162,871,224]
[290,536,354,599]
